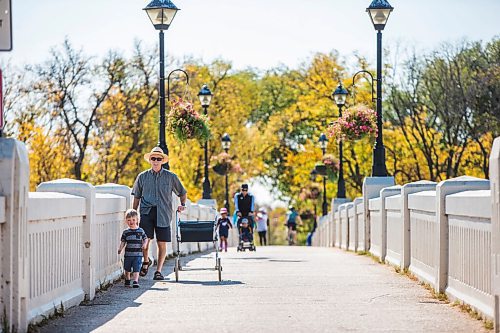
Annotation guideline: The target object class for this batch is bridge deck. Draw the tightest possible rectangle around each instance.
[38,246,488,332]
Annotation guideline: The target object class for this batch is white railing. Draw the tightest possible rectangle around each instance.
[355,198,365,252]
[347,203,356,251]
[335,209,341,248]
[340,204,349,250]
[446,190,493,318]
[27,192,86,323]
[328,211,335,247]
[408,190,438,286]
[0,139,221,332]
[369,197,382,258]
[94,194,126,286]
[385,194,403,267]
[312,169,497,324]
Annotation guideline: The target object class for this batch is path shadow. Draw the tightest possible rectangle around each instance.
[170,280,244,286]
[268,259,306,263]
[228,257,271,260]
[34,250,225,333]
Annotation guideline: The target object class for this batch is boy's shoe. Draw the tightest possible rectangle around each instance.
[124,279,131,287]
[132,281,140,288]
[153,271,165,280]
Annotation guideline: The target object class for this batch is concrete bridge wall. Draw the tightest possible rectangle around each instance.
[0,138,216,332]
[313,137,500,331]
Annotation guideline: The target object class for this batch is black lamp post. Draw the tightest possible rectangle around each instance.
[144,0,180,170]
[366,0,393,177]
[310,169,319,221]
[199,84,213,199]
[319,133,328,216]
[221,133,231,212]
[332,82,348,198]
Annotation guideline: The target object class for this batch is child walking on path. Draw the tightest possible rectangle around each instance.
[216,208,233,252]
[118,209,147,288]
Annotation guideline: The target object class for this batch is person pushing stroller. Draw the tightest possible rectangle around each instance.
[234,183,255,233]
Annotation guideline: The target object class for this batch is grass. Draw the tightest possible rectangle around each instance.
[98,279,113,292]
[451,301,494,330]
[27,302,65,333]
[356,250,384,264]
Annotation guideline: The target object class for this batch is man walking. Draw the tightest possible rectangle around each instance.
[132,147,187,280]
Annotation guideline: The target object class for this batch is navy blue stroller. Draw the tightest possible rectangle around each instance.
[174,212,222,282]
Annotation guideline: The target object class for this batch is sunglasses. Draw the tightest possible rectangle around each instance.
[241,189,248,192]
[151,157,163,162]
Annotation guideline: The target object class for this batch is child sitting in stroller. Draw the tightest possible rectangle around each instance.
[237,217,256,252]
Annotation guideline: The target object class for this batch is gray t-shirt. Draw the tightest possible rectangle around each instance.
[132,168,187,228]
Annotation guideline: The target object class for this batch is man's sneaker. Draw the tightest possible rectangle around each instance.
[124,279,131,287]
[132,281,140,288]
[153,271,165,280]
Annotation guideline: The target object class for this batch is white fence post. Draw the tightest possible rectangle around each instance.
[401,181,436,269]
[0,138,29,333]
[436,176,489,293]
[37,179,97,300]
[379,186,402,262]
[490,137,500,333]
[95,183,132,209]
[352,197,363,252]
[363,176,395,251]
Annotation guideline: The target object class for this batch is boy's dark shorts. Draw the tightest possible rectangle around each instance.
[140,207,172,242]
[287,223,297,231]
[124,257,142,273]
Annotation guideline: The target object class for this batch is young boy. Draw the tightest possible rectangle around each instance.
[118,209,147,288]
[216,207,233,252]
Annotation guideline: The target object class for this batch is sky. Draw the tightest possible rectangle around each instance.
[2,0,499,206]
[2,0,499,71]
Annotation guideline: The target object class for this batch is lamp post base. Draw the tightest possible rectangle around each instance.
[371,145,388,177]
[322,202,328,217]
[202,178,212,200]
[362,176,395,251]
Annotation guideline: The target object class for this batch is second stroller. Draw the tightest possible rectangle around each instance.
[237,217,256,252]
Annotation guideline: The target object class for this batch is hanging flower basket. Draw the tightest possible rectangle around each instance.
[328,104,377,141]
[167,98,211,143]
[300,210,313,220]
[314,163,327,176]
[299,186,321,201]
[211,152,243,176]
[322,154,340,181]
[213,163,230,176]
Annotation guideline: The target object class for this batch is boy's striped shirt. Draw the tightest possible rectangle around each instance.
[121,228,146,257]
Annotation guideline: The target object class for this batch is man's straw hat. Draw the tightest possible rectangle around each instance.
[144,147,169,164]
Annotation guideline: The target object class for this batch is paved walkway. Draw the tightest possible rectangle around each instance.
[37,246,488,333]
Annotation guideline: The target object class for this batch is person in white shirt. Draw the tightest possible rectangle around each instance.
[256,208,269,246]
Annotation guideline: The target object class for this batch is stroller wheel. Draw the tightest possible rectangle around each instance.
[217,258,222,282]
[174,258,180,282]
